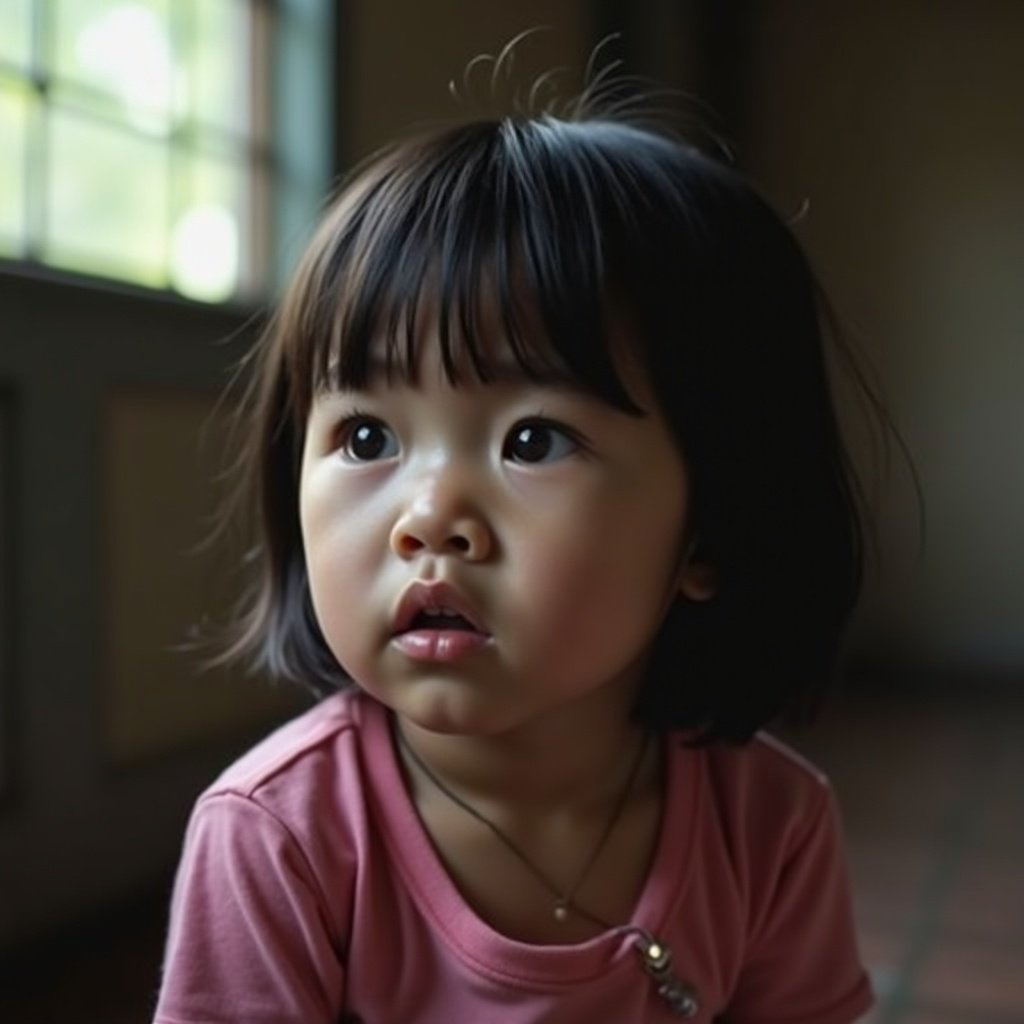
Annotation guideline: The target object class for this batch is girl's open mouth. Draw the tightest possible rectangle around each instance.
[391,621,491,662]
[390,581,491,663]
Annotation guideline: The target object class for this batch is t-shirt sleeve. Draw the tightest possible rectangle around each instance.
[724,784,874,1024]
[153,792,345,1024]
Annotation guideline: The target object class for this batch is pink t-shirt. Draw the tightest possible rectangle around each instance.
[154,692,873,1023]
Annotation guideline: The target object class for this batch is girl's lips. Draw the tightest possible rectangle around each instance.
[391,579,486,635]
[391,629,492,662]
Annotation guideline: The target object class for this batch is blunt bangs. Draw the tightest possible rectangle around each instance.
[286,118,715,416]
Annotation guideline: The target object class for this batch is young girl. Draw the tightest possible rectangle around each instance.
[155,101,877,1023]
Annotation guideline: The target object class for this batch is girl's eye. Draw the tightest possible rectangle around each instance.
[503,421,580,464]
[338,418,399,462]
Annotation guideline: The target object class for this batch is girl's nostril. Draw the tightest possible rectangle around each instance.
[398,534,423,555]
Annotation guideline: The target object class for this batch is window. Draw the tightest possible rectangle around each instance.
[0,0,330,304]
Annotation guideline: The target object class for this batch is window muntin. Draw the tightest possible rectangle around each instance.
[0,0,277,304]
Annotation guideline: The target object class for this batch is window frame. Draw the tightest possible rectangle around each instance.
[0,0,335,311]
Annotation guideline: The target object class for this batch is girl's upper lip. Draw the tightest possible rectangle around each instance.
[391,580,488,635]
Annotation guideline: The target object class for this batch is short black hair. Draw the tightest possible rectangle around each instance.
[222,115,874,744]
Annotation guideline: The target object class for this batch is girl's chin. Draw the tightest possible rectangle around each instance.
[361,679,495,734]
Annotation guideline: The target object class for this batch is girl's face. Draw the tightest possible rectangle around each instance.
[299,318,711,739]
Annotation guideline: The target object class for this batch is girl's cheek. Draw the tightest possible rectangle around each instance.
[512,527,612,606]
[503,465,608,518]
[302,461,390,528]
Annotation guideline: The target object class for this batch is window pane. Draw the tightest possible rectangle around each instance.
[52,0,174,133]
[0,84,30,254]
[4,0,287,302]
[170,152,243,302]
[185,0,251,134]
[0,0,33,70]
[45,110,168,285]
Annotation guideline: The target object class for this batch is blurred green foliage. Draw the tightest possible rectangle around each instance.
[0,0,255,302]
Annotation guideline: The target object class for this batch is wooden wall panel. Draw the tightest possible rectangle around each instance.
[103,391,305,764]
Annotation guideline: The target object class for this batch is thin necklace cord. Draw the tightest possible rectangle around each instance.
[391,718,700,1017]
[393,721,648,925]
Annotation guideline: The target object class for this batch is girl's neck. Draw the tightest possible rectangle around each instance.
[390,694,666,945]
[392,697,650,814]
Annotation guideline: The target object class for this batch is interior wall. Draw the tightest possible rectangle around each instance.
[734,2,1024,681]
[610,0,750,150]
[0,275,304,952]
[341,0,595,162]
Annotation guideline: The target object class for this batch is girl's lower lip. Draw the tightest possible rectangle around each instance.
[392,630,491,662]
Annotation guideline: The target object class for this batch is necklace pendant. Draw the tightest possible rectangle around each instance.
[553,901,569,922]
[633,932,699,1018]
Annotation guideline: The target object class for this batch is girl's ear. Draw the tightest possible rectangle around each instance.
[677,535,717,601]
[679,560,717,602]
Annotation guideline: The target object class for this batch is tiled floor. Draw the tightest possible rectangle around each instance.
[783,690,1024,1023]
[2,690,1022,1023]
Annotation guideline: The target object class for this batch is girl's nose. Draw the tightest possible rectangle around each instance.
[389,487,493,562]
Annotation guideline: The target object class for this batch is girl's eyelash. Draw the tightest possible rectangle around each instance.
[516,414,592,451]
[334,406,376,427]
[533,412,586,437]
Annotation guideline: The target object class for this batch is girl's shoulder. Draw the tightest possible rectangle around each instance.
[203,688,375,803]
[210,690,357,795]
[182,690,390,886]
[689,728,830,801]
[675,730,838,858]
